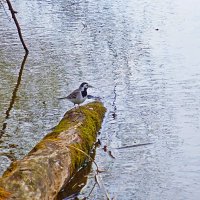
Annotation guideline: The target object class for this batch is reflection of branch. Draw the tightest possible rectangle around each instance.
[0,53,28,138]
[111,84,117,119]
[86,182,97,199]
[95,174,111,200]
[81,22,87,32]
[5,0,29,53]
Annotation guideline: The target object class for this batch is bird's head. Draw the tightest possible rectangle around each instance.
[79,82,93,91]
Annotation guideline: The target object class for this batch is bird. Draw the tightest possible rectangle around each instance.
[58,82,93,107]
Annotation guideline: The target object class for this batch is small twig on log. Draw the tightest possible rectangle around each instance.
[5,0,29,53]
[67,145,103,173]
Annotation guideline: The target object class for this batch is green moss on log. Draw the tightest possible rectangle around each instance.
[69,103,106,173]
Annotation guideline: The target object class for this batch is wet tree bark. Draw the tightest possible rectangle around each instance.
[0,102,106,200]
[5,0,29,53]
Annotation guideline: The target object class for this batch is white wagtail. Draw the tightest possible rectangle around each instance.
[58,82,93,107]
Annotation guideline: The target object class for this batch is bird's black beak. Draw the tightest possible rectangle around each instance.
[88,84,94,88]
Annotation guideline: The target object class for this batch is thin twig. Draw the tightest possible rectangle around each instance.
[66,145,103,173]
[116,142,153,149]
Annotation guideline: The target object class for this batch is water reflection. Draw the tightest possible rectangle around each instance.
[1,53,28,137]
[56,154,94,200]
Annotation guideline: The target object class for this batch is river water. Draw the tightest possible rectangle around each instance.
[0,0,200,199]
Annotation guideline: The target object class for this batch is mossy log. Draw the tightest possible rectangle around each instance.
[0,101,106,200]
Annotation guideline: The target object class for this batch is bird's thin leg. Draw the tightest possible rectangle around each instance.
[73,104,77,110]
[72,104,80,121]
[74,104,82,114]
[78,104,84,114]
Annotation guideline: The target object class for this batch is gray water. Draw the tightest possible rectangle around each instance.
[1,0,200,199]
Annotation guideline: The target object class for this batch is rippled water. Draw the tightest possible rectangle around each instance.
[0,0,200,199]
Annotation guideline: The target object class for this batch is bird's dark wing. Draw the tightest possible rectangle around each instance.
[66,89,80,99]
[58,89,80,100]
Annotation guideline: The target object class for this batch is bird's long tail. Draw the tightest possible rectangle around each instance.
[57,97,68,100]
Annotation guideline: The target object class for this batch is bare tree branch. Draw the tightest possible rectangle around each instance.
[5,0,29,53]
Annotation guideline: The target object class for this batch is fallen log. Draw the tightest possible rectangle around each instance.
[0,101,106,200]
